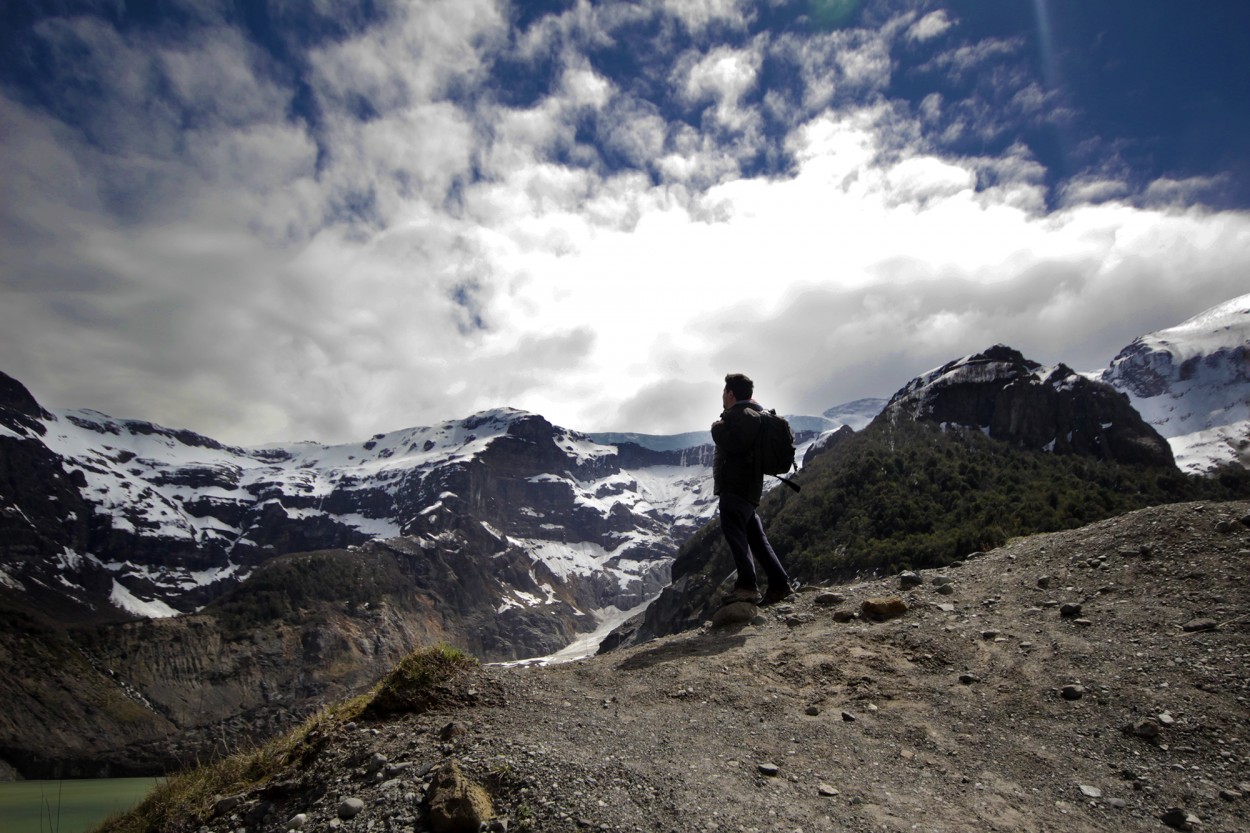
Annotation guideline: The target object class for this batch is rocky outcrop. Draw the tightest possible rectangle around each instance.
[881,345,1176,468]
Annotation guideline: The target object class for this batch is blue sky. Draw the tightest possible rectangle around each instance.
[2,0,1248,444]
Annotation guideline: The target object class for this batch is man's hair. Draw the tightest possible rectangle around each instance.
[724,373,754,400]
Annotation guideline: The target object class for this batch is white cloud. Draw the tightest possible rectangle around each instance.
[660,0,754,34]
[677,42,765,131]
[907,10,954,42]
[3,1,1249,446]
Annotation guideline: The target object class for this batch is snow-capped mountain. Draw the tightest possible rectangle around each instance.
[0,370,860,640]
[1101,293,1250,474]
[0,383,702,630]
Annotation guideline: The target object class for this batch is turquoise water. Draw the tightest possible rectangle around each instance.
[0,777,160,833]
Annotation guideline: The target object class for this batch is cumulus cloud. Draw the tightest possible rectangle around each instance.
[2,1,1248,445]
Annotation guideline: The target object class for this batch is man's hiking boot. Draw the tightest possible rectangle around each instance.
[721,587,760,606]
[759,580,798,606]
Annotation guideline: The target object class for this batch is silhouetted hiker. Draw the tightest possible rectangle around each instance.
[711,372,792,606]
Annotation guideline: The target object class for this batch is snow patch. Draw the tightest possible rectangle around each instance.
[110,580,181,619]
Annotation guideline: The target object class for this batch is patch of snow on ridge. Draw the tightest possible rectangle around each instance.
[110,580,181,619]
[0,565,23,591]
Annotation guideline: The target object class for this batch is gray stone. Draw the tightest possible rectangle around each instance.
[287,813,308,830]
[1182,618,1217,633]
[936,583,955,596]
[1059,602,1082,618]
[813,592,846,606]
[1037,575,1052,589]
[213,795,243,817]
[1079,785,1102,798]
[1124,719,1160,739]
[758,763,780,777]
[1060,685,1085,700]
[818,783,840,797]
[338,798,365,820]
[364,752,388,774]
[898,571,922,589]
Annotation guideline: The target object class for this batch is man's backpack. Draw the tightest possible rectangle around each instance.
[755,409,800,492]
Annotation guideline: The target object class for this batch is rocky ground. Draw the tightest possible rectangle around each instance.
[188,500,1249,833]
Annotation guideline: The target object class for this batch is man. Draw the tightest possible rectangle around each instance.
[711,372,792,606]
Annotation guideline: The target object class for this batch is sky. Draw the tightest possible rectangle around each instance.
[2,0,1249,446]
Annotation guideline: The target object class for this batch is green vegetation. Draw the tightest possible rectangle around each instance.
[91,645,476,833]
[763,419,1250,580]
[203,549,408,631]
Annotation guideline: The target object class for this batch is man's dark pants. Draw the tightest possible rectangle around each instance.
[719,492,788,593]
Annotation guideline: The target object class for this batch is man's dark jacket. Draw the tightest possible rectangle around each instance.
[712,401,765,505]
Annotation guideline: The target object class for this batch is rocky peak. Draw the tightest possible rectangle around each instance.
[881,345,1176,468]
[0,370,50,435]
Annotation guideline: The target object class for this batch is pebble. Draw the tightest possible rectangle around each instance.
[1060,602,1082,618]
[1060,685,1085,700]
[818,783,840,797]
[813,592,845,606]
[805,705,821,716]
[287,813,308,830]
[959,674,980,685]
[1079,785,1102,798]
[758,763,780,777]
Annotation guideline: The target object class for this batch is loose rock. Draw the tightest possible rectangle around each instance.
[337,798,365,820]
[861,597,908,621]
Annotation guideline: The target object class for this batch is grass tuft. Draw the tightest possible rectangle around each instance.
[363,644,478,718]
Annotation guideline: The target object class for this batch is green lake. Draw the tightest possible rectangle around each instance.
[0,777,160,833]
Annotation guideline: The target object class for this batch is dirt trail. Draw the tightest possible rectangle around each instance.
[196,500,1250,833]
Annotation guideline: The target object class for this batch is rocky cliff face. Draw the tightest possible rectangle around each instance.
[882,344,1176,468]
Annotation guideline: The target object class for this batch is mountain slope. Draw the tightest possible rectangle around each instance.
[614,346,1248,648]
[1102,292,1250,474]
[101,500,1250,833]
